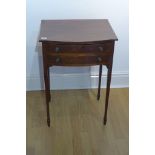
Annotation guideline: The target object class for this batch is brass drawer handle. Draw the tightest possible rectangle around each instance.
[55,57,61,63]
[98,46,103,51]
[55,47,60,52]
[97,57,102,62]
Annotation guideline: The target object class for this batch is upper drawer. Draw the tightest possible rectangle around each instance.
[43,41,114,54]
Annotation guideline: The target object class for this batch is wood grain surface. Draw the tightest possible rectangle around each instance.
[27,88,129,155]
[39,19,118,43]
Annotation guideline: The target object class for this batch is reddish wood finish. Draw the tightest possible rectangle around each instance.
[104,64,113,125]
[46,55,111,66]
[97,65,102,100]
[44,41,114,53]
[39,19,117,42]
[39,20,117,127]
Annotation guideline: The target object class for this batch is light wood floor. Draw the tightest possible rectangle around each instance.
[27,88,129,155]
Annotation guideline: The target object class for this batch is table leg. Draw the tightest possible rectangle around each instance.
[97,65,102,100]
[103,65,112,125]
[44,66,51,127]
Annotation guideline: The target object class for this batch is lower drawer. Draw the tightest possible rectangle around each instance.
[47,55,111,66]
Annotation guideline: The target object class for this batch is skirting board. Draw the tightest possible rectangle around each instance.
[26,71,129,91]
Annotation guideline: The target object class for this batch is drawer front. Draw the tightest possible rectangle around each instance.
[47,55,111,66]
[44,42,114,54]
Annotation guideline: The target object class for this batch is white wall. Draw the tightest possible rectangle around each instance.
[26,0,129,90]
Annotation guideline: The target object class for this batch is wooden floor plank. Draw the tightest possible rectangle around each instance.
[27,88,129,155]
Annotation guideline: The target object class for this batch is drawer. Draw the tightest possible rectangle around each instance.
[47,55,111,66]
[44,42,114,54]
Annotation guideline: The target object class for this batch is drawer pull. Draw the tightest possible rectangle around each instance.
[55,47,60,52]
[97,57,102,62]
[98,46,103,51]
[55,57,61,63]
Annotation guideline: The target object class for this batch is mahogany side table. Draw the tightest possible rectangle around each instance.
[39,19,118,127]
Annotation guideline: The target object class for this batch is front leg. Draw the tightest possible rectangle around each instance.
[97,65,102,100]
[103,64,112,125]
[43,66,51,127]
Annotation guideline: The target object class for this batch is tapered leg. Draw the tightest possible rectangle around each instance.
[97,65,102,100]
[44,66,51,127]
[103,65,112,125]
